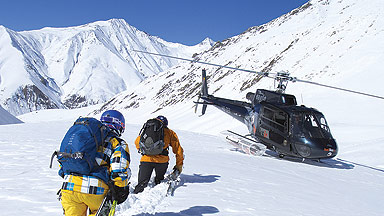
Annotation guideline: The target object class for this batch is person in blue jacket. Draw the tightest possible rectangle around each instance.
[60,110,131,216]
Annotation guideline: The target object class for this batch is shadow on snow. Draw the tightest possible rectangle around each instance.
[179,173,220,184]
[132,205,219,216]
[168,173,220,196]
[336,158,384,173]
[229,147,355,170]
[264,150,355,169]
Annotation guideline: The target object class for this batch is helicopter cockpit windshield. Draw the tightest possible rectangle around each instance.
[292,112,333,139]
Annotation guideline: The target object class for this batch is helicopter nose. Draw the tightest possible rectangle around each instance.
[324,148,336,156]
[323,140,338,157]
[295,143,311,157]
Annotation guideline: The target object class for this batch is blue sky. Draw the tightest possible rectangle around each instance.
[0,0,309,46]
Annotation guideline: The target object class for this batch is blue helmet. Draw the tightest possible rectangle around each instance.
[100,110,125,135]
[156,115,168,126]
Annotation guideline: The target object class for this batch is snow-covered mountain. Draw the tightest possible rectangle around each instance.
[0,19,214,115]
[93,0,384,134]
[2,1,384,215]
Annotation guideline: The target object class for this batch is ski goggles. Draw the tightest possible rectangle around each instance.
[101,116,125,129]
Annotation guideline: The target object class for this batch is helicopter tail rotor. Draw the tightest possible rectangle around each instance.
[193,96,208,116]
[201,104,207,115]
[194,69,209,115]
[201,69,209,97]
[200,69,209,115]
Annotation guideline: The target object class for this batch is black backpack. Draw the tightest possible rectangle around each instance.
[138,118,168,155]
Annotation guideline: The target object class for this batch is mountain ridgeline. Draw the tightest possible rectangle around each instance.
[0,19,214,115]
[92,0,384,122]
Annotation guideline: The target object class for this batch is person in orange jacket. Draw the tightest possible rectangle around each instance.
[133,115,184,194]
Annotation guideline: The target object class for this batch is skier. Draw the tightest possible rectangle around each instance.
[59,110,131,216]
[133,115,184,194]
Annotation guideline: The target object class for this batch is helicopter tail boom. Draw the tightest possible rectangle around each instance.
[195,69,252,122]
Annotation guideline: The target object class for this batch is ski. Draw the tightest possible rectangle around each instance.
[166,169,180,196]
[95,191,117,216]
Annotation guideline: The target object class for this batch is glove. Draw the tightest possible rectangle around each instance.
[113,185,129,204]
[174,164,183,173]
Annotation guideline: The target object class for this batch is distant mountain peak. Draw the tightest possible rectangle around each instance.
[91,0,384,125]
[198,37,215,47]
[0,19,213,115]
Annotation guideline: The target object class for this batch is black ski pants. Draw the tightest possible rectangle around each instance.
[134,162,168,194]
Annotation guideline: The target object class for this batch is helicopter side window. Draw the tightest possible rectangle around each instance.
[281,95,297,106]
[261,106,288,134]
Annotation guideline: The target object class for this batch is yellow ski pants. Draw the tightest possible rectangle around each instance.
[61,189,108,216]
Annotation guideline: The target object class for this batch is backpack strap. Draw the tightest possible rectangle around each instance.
[49,151,58,168]
[138,122,146,135]
[160,147,169,156]
[74,119,100,148]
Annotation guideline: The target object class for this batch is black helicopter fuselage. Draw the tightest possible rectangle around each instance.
[198,71,338,159]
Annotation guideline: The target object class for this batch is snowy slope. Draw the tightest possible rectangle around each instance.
[93,0,384,135]
[1,0,384,215]
[0,19,213,115]
[0,104,23,125]
[0,107,382,216]
[0,26,64,115]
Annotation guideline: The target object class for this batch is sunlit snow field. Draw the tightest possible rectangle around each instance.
[0,105,383,216]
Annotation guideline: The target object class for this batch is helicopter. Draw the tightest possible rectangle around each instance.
[132,50,384,160]
[196,69,337,159]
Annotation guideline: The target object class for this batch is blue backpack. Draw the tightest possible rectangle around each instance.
[50,117,110,177]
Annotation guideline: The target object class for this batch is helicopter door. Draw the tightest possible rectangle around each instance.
[258,105,289,150]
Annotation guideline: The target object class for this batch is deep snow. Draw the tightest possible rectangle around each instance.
[0,106,383,216]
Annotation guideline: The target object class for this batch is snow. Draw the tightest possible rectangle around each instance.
[1,0,384,215]
[0,99,383,215]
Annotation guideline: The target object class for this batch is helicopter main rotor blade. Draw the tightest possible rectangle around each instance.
[132,50,384,100]
[295,78,384,100]
[132,50,274,77]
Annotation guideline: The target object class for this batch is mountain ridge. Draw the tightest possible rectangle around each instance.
[0,19,213,115]
[90,0,384,134]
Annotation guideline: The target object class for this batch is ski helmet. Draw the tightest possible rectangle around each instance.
[156,115,168,126]
[100,110,125,135]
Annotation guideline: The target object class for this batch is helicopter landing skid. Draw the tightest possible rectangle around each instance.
[221,130,267,156]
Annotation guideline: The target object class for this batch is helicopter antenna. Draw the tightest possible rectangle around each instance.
[131,50,384,100]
